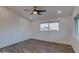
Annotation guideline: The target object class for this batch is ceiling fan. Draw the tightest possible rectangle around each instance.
[24,6,46,15]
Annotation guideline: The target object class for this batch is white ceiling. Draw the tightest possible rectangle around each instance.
[6,6,75,20]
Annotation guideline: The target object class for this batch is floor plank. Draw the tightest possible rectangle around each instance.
[0,39,74,53]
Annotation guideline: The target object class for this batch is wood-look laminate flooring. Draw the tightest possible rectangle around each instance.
[0,39,74,53]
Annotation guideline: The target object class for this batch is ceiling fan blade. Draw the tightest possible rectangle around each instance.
[38,12,41,15]
[24,9,32,11]
[37,10,46,12]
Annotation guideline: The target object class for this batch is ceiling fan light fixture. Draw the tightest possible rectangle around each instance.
[33,11,38,14]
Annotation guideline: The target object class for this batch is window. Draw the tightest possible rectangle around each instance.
[49,22,59,31]
[40,23,48,31]
[78,20,79,33]
[40,21,59,31]
[74,15,79,34]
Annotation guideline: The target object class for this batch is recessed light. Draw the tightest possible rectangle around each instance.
[58,10,61,14]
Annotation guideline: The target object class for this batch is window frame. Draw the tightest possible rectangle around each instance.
[74,15,79,35]
[40,22,49,31]
[40,21,60,32]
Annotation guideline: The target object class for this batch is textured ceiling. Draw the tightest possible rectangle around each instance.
[6,6,75,20]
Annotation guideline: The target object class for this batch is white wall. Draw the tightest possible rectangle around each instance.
[0,6,77,51]
[32,16,72,45]
[71,7,79,52]
[0,7,32,48]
